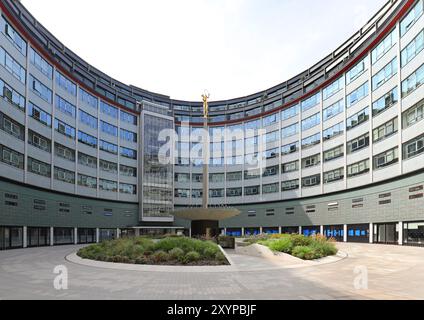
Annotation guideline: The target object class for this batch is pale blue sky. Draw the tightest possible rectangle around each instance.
[21,0,387,101]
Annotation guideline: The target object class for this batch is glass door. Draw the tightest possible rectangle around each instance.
[374,223,398,244]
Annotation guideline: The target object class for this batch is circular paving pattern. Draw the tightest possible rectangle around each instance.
[1,243,424,300]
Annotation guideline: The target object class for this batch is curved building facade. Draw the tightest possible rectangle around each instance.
[1,0,424,249]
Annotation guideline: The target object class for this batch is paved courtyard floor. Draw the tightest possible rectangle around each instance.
[0,243,423,300]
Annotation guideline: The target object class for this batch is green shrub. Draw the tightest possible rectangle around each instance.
[266,238,293,253]
[291,246,318,260]
[169,247,184,260]
[151,250,170,263]
[77,236,227,265]
[214,252,227,263]
[290,234,313,247]
[184,251,201,263]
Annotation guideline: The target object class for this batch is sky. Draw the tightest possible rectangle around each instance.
[21,0,387,102]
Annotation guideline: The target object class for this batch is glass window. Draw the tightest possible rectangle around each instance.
[55,95,76,118]
[0,16,27,55]
[27,157,51,178]
[120,128,137,142]
[302,113,320,131]
[373,147,399,169]
[301,92,321,112]
[282,141,299,155]
[29,47,52,79]
[30,74,52,104]
[55,70,76,96]
[78,131,97,148]
[0,144,24,169]
[54,118,75,139]
[324,168,344,184]
[323,122,344,141]
[28,102,51,127]
[347,159,370,177]
[302,133,320,149]
[54,143,75,162]
[324,145,344,162]
[282,123,298,138]
[120,147,137,159]
[401,63,424,97]
[54,167,75,184]
[263,183,279,194]
[265,131,279,143]
[347,81,369,108]
[100,140,118,155]
[227,187,242,197]
[323,99,344,121]
[323,77,344,100]
[347,56,369,84]
[401,29,424,67]
[0,77,25,110]
[101,121,118,137]
[374,117,398,143]
[403,133,424,159]
[372,58,398,91]
[78,152,97,168]
[302,174,321,188]
[244,185,260,196]
[226,171,242,181]
[371,29,396,64]
[28,130,51,153]
[372,87,398,116]
[263,113,279,127]
[120,164,136,177]
[78,174,97,189]
[302,154,320,169]
[282,179,299,191]
[119,183,137,195]
[120,110,137,125]
[347,133,370,154]
[282,160,299,173]
[79,88,98,109]
[100,101,119,118]
[0,46,26,83]
[400,0,424,37]
[347,107,370,130]
[282,104,299,120]
[99,179,118,192]
[403,99,424,128]
[80,110,98,129]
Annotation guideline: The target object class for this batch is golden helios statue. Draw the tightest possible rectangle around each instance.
[201,90,210,119]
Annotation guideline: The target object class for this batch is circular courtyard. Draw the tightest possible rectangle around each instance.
[0,243,424,300]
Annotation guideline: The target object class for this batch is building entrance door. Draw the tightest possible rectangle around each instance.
[374,223,398,244]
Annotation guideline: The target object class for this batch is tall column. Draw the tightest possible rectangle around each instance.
[241,227,245,237]
[259,226,263,234]
[278,226,282,234]
[343,225,348,243]
[320,225,324,235]
[50,227,54,246]
[398,222,403,246]
[96,228,100,243]
[23,226,27,248]
[223,228,227,236]
[134,228,140,237]
[74,228,78,244]
[116,228,120,239]
[202,117,209,209]
[299,226,302,235]
[369,223,374,244]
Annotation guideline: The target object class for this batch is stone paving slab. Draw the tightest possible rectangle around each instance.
[0,243,423,300]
